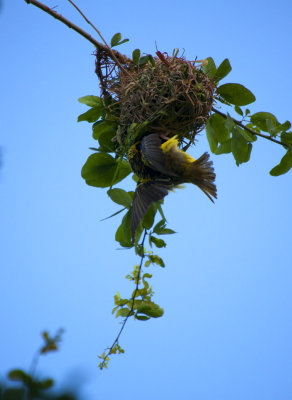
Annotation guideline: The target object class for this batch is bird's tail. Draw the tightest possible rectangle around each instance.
[188,152,217,202]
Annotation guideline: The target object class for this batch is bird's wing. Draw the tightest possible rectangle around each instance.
[141,134,178,177]
[131,179,172,241]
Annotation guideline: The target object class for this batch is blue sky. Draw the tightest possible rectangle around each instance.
[1,0,292,399]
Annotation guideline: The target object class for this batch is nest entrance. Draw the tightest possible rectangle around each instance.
[95,50,215,150]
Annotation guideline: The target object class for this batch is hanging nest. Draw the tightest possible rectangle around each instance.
[95,50,216,151]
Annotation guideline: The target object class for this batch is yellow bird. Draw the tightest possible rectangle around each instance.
[128,133,217,241]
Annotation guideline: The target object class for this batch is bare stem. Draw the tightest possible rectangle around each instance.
[67,0,108,47]
[212,107,289,149]
[29,349,41,379]
[24,0,131,64]
[67,0,132,75]
[99,230,148,369]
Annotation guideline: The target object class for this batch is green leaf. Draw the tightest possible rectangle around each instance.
[93,121,117,152]
[100,207,126,221]
[146,254,165,267]
[132,174,139,183]
[8,370,29,382]
[148,54,156,67]
[116,308,131,318]
[111,32,121,47]
[157,204,166,222]
[153,219,176,235]
[92,121,116,140]
[265,118,275,135]
[115,213,133,248]
[143,272,153,280]
[277,121,291,133]
[202,57,216,78]
[205,120,218,153]
[250,112,279,133]
[149,235,166,248]
[114,293,129,307]
[115,224,126,246]
[157,228,176,235]
[138,55,150,66]
[231,127,252,165]
[122,210,132,243]
[36,379,54,390]
[136,315,150,321]
[214,139,232,155]
[153,219,166,234]
[107,188,133,207]
[234,105,243,116]
[116,38,129,46]
[110,33,129,47]
[109,343,125,354]
[225,113,236,132]
[240,128,257,142]
[78,95,101,107]
[209,113,230,143]
[78,107,102,123]
[214,58,232,82]
[132,49,141,64]
[270,150,292,176]
[216,83,256,106]
[281,131,292,148]
[137,303,164,318]
[8,370,33,387]
[135,243,144,257]
[81,153,131,188]
[98,134,116,153]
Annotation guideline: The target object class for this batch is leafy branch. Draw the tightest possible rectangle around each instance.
[29,329,64,378]
[7,330,66,399]
[212,107,290,149]
[98,229,148,369]
[98,217,170,369]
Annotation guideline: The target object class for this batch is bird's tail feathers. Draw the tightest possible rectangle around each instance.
[189,152,217,202]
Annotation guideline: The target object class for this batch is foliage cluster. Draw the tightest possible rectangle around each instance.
[2,330,78,400]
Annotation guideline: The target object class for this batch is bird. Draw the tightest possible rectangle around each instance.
[128,133,217,241]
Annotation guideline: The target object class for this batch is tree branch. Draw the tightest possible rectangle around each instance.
[24,0,131,65]
[99,230,148,369]
[212,107,289,149]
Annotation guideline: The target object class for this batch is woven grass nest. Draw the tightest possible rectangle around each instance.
[96,51,216,150]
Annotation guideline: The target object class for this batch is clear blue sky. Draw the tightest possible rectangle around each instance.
[1,0,292,399]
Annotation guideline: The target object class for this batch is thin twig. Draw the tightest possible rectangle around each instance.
[29,348,41,379]
[24,0,131,64]
[212,107,289,149]
[67,0,132,75]
[99,229,148,369]
[67,0,108,45]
